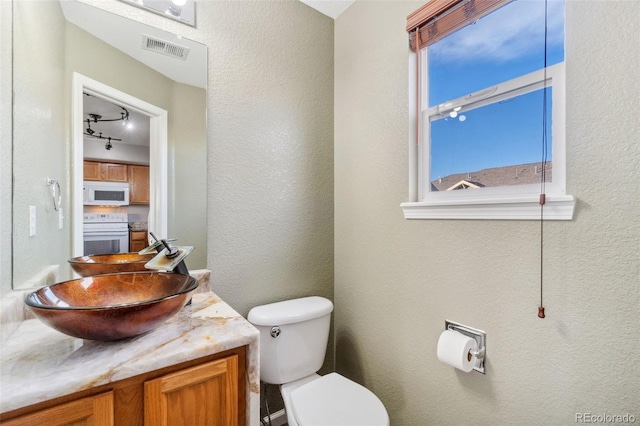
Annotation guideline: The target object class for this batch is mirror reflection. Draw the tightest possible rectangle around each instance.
[118,0,196,26]
[12,0,207,289]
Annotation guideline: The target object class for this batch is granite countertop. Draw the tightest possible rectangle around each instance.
[0,276,260,424]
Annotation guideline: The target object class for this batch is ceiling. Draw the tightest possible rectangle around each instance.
[83,94,151,147]
[300,0,354,19]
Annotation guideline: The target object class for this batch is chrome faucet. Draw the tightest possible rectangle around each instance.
[141,232,192,276]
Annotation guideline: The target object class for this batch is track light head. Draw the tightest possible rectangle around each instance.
[86,119,95,135]
[88,113,102,123]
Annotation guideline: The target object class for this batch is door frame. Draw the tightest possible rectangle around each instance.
[72,73,168,257]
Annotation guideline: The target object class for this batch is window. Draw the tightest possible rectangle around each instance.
[402,0,575,220]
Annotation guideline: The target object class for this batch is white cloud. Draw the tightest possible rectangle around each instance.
[430,0,564,64]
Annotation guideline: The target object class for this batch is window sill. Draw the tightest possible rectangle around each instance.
[400,194,575,220]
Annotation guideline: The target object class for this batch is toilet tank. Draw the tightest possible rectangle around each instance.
[248,296,333,385]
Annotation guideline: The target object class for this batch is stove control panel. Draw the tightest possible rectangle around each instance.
[83,213,128,223]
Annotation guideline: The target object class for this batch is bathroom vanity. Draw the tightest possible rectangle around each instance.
[0,273,260,425]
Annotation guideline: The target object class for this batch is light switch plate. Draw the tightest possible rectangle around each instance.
[29,206,37,236]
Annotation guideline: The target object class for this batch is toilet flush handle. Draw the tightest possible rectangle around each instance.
[270,326,281,338]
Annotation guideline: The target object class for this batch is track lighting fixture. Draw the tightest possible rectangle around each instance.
[88,113,102,122]
[85,108,130,125]
[83,93,133,149]
[83,131,122,150]
[121,116,133,129]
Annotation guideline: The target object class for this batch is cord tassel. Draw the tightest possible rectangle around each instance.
[415,29,421,146]
[537,0,549,319]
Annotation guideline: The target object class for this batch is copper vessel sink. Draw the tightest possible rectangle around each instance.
[68,253,156,277]
[25,272,198,341]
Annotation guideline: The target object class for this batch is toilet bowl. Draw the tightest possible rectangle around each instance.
[248,296,389,426]
[286,372,388,426]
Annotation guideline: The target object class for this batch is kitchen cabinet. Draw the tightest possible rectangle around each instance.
[0,348,246,426]
[102,163,128,182]
[83,161,102,181]
[83,161,128,182]
[130,230,148,252]
[0,391,114,426]
[128,165,150,205]
[83,162,149,205]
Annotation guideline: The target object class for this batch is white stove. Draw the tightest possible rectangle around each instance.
[83,213,129,255]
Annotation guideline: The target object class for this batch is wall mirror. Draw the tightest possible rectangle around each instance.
[12,0,207,290]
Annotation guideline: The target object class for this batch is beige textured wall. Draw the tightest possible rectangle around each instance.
[203,3,334,413]
[334,1,639,425]
[205,0,334,315]
[0,1,13,297]
[12,0,69,289]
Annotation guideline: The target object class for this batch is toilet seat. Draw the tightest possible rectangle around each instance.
[290,373,389,426]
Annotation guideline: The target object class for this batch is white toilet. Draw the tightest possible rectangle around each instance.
[248,296,389,426]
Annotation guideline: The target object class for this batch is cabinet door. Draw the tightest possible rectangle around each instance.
[1,391,114,426]
[130,231,148,252]
[101,163,128,182]
[83,161,102,181]
[128,165,150,205]
[144,355,238,426]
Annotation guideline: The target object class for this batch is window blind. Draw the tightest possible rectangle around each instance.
[407,0,512,50]
[407,0,513,147]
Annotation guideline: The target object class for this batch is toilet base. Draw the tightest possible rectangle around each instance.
[262,409,288,426]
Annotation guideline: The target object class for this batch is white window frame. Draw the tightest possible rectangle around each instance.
[402,46,575,220]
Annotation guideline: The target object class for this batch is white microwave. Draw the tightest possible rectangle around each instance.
[83,181,130,206]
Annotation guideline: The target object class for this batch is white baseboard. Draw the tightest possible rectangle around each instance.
[262,409,287,426]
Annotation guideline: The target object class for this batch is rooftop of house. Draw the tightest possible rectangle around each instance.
[431,162,552,191]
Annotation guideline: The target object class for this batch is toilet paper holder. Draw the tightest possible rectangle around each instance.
[445,320,486,374]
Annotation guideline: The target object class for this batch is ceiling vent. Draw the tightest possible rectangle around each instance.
[142,35,189,61]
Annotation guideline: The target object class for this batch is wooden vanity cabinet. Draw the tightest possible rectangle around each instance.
[145,355,239,426]
[0,347,246,426]
[83,161,128,182]
[0,392,114,426]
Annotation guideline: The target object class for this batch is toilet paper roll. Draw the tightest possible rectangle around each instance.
[437,330,478,372]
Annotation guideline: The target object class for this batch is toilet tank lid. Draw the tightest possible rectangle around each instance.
[248,296,333,326]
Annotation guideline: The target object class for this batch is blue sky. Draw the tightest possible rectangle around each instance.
[427,0,564,181]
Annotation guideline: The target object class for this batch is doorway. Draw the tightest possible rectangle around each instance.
[72,73,168,258]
